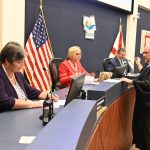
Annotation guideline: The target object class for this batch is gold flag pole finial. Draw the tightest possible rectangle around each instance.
[40,0,43,9]
[120,18,122,25]
[119,17,122,31]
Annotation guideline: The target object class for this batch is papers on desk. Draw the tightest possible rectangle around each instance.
[104,79,121,83]
[53,100,66,108]
[84,76,95,84]
[125,73,140,79]
[39,99,66,108]
[19,136,36,144]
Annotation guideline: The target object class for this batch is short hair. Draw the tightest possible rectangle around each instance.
[67,46,81,59]
[0,41,26,63]
[117,48,126,54]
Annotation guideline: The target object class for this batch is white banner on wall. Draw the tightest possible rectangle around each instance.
[140,30,150,53]
[83,15,96,40]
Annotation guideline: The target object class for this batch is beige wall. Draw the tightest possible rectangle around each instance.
[139,0,150,11]
[0,0,25,50]
[0,0,2,49]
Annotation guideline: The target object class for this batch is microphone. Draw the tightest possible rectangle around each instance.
[43,66,53,96]
[41,66,54,124]
[43,67,48,71]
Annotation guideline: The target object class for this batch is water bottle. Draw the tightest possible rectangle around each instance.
[43,95,53,125]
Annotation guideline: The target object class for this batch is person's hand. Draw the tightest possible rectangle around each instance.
[135,57,141,65]
[120,77,133,84]
[127,73,131,76]
[90,72,96,76]
[51,94,59,102]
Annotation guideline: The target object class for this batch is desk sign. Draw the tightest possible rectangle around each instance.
[19,136,36,144]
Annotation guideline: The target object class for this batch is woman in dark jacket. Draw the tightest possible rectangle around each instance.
[0,41,59,112]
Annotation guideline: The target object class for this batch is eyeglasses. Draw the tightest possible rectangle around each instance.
[142,51,150,55]
[75,53,81,56]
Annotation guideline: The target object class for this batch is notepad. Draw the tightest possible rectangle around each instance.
[19,136,36,144]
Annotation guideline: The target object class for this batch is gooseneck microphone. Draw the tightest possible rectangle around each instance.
[43,67,48,71]
[40,66,53,125]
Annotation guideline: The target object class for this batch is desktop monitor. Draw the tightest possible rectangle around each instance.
[112,65,126,78]
[65,73,86,106]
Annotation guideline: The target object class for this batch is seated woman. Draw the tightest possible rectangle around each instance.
[0,41,59,112]
[59,46,95,86]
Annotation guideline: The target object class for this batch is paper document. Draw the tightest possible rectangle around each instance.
[19,136,36,144]
[84,76,94,84]
[53,100,66,108]
[104,79,121,83]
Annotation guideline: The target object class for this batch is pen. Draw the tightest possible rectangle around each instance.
[53,89,56,96]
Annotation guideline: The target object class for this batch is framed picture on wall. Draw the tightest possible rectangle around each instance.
[140,30,150,53]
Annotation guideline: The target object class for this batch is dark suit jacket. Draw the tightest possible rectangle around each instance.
[132,65,150,150]
[0,64,41,112]
[105,56,133,74]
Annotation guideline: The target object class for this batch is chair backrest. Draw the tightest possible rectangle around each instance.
[49,58,63,91]
[103,58,112,71]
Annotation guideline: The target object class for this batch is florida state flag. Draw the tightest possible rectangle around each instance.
[109,18,124,58]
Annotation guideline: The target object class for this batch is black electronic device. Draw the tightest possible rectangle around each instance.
[112,65,127,78]
[65,73,86,106]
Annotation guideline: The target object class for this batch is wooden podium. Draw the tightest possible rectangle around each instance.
[87,87,136,150]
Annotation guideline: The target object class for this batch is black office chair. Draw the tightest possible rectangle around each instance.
[103,58,112,71]
[49,58,65,91]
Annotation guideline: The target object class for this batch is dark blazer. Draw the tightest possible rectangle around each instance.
[105,56,133,74]
[132,65,150,150]
[0,64,41,112]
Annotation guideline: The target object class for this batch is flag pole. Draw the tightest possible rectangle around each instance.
[40,0,53,92]
[40,0,54,58]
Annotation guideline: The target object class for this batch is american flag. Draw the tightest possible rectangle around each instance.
[24,9,53,92]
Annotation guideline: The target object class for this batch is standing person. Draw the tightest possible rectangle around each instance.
[0,41,59,112]
[59,46,95,86]
[105,48,133,74]
[121,46,150,150]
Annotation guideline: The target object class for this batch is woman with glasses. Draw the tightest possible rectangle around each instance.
[59,46,95,86]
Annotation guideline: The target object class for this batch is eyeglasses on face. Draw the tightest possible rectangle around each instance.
[142,51,150,55]
[75,53,82,56]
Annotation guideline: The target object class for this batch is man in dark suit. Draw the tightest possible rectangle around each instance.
[121,46,150,150]
[105,48,133,75]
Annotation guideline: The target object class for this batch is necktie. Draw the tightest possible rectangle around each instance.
[120,60,124,66]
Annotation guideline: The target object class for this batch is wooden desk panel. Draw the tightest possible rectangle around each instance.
[87,87,135,150]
